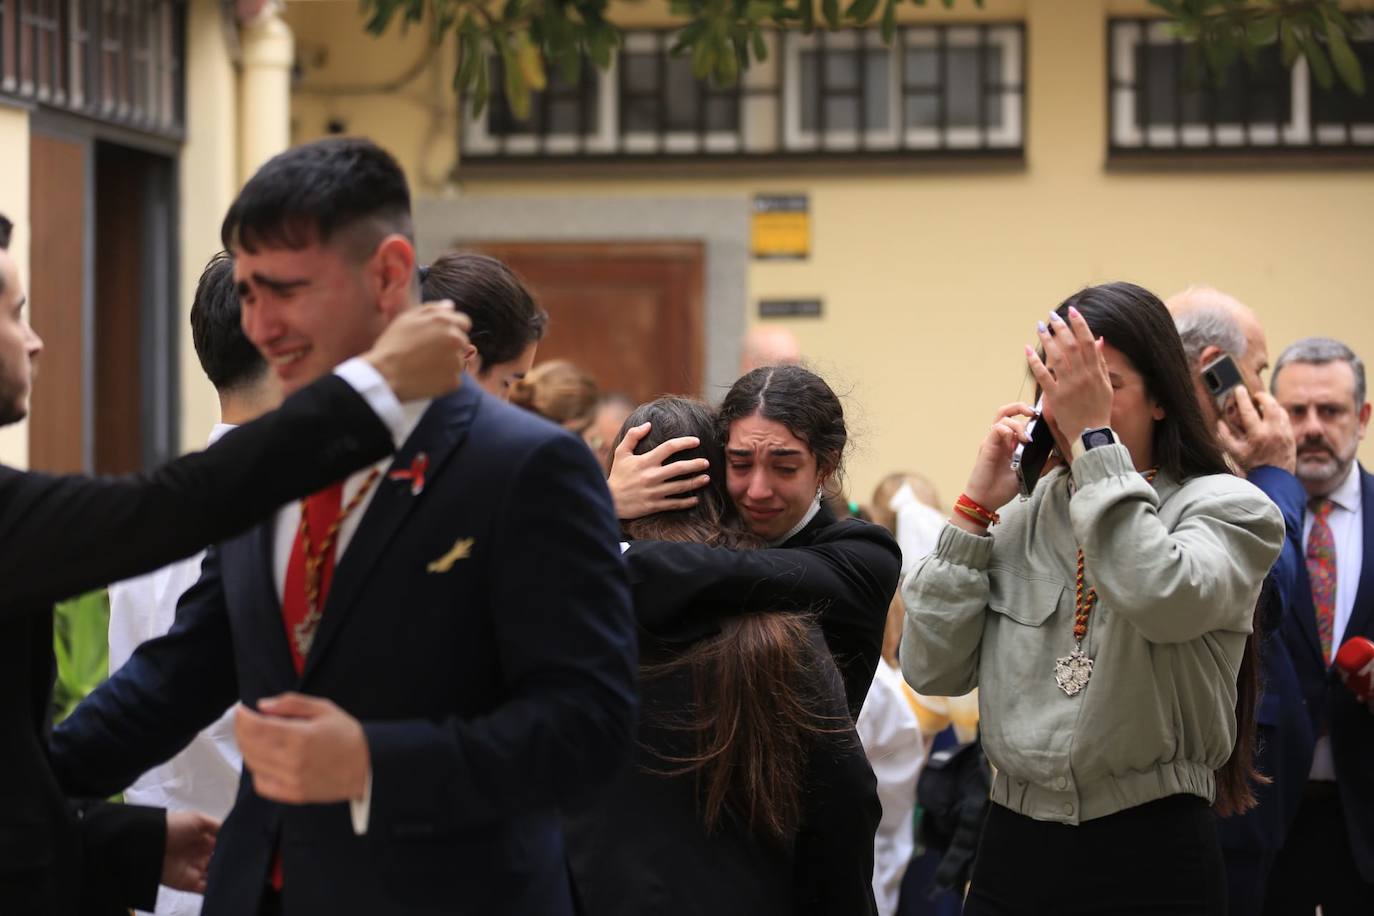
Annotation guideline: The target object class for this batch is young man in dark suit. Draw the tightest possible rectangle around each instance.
[1268,337,1374,915]
[0,213,472,915]
[50,138,638,915]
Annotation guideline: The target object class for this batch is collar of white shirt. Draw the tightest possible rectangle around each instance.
[1323,462,1362,515]
[207,422,235,447]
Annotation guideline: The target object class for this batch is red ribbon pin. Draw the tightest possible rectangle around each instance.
[388,452,429,496]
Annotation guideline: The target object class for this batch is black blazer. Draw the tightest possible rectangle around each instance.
[0,375,394,916]
[51,381,639,915]
[565,624,879,916]
[1284,465,1374,882]
[623,506,902,718]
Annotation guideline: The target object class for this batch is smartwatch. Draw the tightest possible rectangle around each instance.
[1071,426,1116,461]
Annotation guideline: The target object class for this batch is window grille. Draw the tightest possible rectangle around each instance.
[1109,18,1374,154]
[461,23,1025,161]
[0,0,184,140]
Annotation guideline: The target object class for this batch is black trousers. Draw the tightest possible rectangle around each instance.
[963,794,1226,916]
[1263,781,1374,916]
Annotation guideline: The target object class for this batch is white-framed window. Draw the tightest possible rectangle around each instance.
[619,31,743,155]
[461,56,618,156]
[782,24,1023,152]
[460,24,1025,160]
[783,29,900,151]
[1110,18,1374,152]
[900,25,1022,149]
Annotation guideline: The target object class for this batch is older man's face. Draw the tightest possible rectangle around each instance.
[1234,313,1271,393]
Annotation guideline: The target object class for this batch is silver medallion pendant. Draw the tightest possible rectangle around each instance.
[1054,645,1094,696]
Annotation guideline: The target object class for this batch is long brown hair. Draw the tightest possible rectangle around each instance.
[1052,282,1265,815]
[617,397,848,843]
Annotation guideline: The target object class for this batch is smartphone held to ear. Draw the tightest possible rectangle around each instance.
[1201,354,1245,405]
[1010,397,1057,499]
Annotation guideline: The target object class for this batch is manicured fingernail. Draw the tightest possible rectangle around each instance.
[1049,311,1063,323]
[1068,306,1081,318]
[1037,321,1048,334]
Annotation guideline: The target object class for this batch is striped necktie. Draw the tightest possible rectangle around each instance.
[1306,498,1337,665]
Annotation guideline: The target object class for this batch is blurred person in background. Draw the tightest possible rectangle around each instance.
[855,586,924,916]
[904,283,1282,915]
[872,472,947,577]
[419,251,547,401]
[566,397,879,915]
[510,359,600,436]
[1168,285,1312,916]
[1266,337,1374,915]
[586,392,635,474]
[739,325,801,374]
[868,472,977,916]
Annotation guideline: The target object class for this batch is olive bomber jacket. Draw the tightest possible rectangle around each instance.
[901,442,1284,825]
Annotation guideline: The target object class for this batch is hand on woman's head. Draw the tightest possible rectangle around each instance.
[607,422,712,521]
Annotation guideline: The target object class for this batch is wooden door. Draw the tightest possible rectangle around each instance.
[467,242,704,404]
[28,132,87,473]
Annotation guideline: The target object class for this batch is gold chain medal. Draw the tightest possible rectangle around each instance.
[292,467,382,660]
[1054,467,1158,697]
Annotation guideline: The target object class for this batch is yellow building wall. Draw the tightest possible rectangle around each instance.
[0,106,30,469]
[179,0,246,451]
[289,0,1374,507]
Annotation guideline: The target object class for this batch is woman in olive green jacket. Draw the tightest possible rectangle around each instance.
[902,282,1283,915]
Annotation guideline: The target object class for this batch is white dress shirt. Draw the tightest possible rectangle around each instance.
[856,660,925,916]
[889,482,947,578]
[109,425,238,916]
[1303,462,1364,780]
[270,358,428,832]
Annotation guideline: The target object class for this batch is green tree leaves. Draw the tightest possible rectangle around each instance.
[1153,1,1367,94]
[358,0,1368,117]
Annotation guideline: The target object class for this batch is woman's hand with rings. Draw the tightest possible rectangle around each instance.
[958,402,1038,527]
[1026,306,1112,441]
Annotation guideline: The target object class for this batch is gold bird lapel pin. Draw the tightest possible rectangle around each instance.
[427,537,475,574]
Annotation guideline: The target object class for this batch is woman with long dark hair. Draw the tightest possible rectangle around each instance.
[565,397,880,915]
[611,366,901,720]
[902,282,1284,914]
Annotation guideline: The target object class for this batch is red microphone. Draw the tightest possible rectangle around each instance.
[1334,636,1374,703]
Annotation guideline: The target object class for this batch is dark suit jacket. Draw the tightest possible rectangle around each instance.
[51,381,639,915]
[1285,464,1374,882]
[1215,466,1316,904]
[0,375,394,916]
[623,505,902,718]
